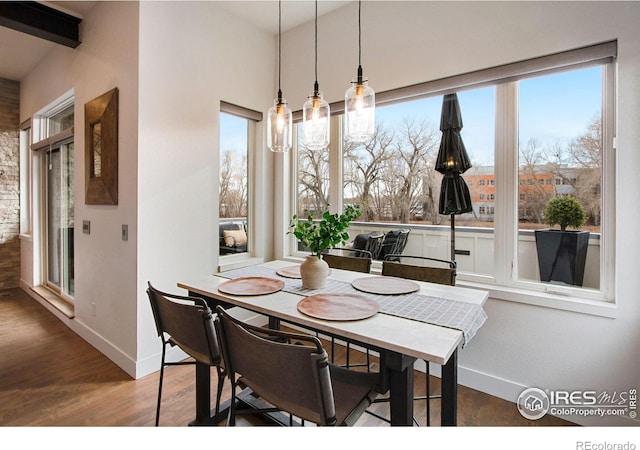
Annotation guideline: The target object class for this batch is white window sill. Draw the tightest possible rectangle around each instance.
[459,280,617,318]
[30,285,74,319]
[218,255,264,273]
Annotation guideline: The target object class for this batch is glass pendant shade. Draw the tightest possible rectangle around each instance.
[302,89,330,150]
[344,77,375,143]
[267,95,292,152]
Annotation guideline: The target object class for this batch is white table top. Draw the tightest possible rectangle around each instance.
[178,260,489,365]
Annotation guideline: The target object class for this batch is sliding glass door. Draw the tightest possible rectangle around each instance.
[45,141,74,297]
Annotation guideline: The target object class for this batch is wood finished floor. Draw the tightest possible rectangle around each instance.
[0,288,575,427]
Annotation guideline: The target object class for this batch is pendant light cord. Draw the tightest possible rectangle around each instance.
[356,0,363,83]
[314,0,319,95]
[277,0,282,101]
[358,0,362,68]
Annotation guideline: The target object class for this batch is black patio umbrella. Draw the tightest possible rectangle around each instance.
[436,93,473,262]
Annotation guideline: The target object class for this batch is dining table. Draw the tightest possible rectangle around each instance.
[177,259,489,426]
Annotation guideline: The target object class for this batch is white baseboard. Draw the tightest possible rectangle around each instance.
[21,282,139,378]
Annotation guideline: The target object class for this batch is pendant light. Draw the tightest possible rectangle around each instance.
[267,0,292,152]
[344,0,375,143]
[302,0,330,150]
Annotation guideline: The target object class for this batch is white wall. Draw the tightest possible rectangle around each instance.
[20,2,140,371]
[19,1,277,379]
[136,1,277,373]
[280,1,640,425]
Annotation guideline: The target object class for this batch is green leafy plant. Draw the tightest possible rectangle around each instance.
[544,196,586,231]
[288,205,361,258]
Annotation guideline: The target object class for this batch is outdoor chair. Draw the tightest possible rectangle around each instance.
[219,221,248,254]
[369,255,457,426]
[376,229,411,261]
[351,232,385,260]
[147,282,226,426]
[214,306,382,426]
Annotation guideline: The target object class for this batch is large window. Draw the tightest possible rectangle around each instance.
[290,42,616,307]
[218,102,261,258]
[517,67,604,291]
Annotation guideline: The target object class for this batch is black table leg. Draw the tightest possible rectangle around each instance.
[192,362,211,425]
[383,350,416,426]
[268,316,280,330]
[441,348,458,426]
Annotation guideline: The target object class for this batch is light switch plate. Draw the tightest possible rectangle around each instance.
[82,220,90,234]
[122,224,128,241]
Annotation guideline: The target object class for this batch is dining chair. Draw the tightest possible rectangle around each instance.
[321,247,373,370]
[371,254,457,426]
[382,254,456,286]
[214,305,382,426]
[146,282,226,426]
[321,247,373,273]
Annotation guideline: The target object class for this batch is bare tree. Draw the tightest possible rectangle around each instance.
[343,126,395,221]
[518,138,555,223]
[390,119,440,224]
[219,150,233,217]
[297,143,329,216]
[515,115,602,228]
[219,150,247,218]
[567,115,602,226]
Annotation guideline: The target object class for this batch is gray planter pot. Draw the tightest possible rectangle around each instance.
[534,229,590,287]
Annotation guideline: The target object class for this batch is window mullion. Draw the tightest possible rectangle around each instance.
[328,116,342,214]
[494,82,519,286]
[601,63,616,300]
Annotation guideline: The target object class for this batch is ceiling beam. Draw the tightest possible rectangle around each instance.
[0,1,81,48]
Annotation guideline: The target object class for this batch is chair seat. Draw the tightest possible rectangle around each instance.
[329,364,380,426]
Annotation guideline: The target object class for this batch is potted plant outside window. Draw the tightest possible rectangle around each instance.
[534,196,589,286]
[288,205,361,289]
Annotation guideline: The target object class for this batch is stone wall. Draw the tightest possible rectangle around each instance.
[0,78,20,289]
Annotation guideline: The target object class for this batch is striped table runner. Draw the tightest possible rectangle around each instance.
[218,265,487,347]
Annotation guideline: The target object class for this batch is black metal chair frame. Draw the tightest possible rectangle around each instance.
[147,282,226,426]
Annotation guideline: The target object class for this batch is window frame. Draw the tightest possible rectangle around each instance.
[218,101,262,267]
[31,91,76,303]
[286,41,616,316]
[20,119,32,237]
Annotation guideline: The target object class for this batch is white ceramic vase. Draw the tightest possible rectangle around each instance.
[299,254,329,289]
